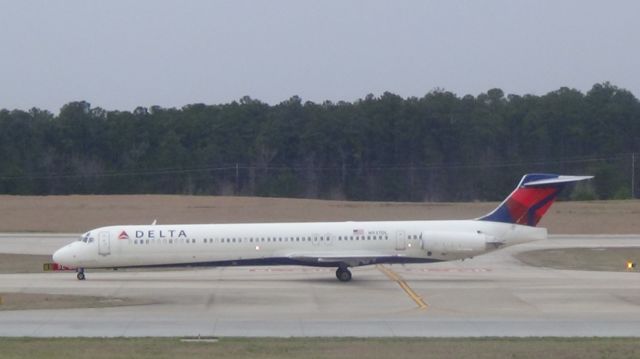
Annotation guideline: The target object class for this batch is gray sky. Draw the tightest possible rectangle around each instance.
[1,0,638,112]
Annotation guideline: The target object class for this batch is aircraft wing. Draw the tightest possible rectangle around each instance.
[281,251,405,267]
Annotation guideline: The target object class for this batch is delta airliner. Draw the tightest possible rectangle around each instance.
[52,173,591,281]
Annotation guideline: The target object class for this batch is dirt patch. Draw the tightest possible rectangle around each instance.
[0,195,638,234]
[0,253,53,273]
[515,247,640,272]
[0,292,148,311]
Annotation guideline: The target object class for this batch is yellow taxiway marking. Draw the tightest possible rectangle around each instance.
[376,265,428,310]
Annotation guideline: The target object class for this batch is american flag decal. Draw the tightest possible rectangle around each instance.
[352,229,364,235]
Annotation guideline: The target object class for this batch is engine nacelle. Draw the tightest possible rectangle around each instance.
[421,231,487,256]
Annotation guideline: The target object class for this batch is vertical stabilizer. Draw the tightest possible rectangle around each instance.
[479,174,592,226]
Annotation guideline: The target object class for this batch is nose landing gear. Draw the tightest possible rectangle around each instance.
[76,268,85,280]
[335,266,352,282]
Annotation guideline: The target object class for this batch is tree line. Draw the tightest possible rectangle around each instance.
[0,82,638,201]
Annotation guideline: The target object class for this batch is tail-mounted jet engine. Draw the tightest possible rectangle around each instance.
[421,231,490,258]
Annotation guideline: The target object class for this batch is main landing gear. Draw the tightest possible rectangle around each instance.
[76,268,85,281]
[335,266,352,282]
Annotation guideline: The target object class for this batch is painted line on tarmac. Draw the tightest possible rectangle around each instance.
[376,264,428,310]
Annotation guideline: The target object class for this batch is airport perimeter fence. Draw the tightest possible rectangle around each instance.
[0,153,636,202]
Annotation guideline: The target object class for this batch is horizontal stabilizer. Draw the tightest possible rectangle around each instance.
[522,175,593,187]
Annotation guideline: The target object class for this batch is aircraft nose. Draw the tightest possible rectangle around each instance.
[53,246,73,266]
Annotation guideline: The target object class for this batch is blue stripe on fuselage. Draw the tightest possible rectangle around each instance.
[94,256,444,270]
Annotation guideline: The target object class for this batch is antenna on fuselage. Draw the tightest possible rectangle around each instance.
[151,219,157,225]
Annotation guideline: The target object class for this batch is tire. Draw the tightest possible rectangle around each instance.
[336,268,352,282]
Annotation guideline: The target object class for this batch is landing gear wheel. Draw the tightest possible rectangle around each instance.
[77,271,85,281]
[336,267,352,282]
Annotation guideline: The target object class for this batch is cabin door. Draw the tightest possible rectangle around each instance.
[98,231,111,256]
[395,230,406,250]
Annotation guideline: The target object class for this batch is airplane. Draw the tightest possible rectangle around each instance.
[52,173,592,282]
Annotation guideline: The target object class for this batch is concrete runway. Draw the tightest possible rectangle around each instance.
[0,233,639,337]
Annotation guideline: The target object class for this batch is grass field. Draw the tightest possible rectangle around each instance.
[516,247,640,272]
[0,337,638,359]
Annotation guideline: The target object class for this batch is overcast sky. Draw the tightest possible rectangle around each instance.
[1,0,638,112]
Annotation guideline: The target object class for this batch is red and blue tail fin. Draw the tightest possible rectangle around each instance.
[479,174,593,226]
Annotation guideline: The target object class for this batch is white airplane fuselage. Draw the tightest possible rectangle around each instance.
[53,219,546,270]
[52,174,591,281]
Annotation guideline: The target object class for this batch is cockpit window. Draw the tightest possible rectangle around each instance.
[79,232,92,243]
